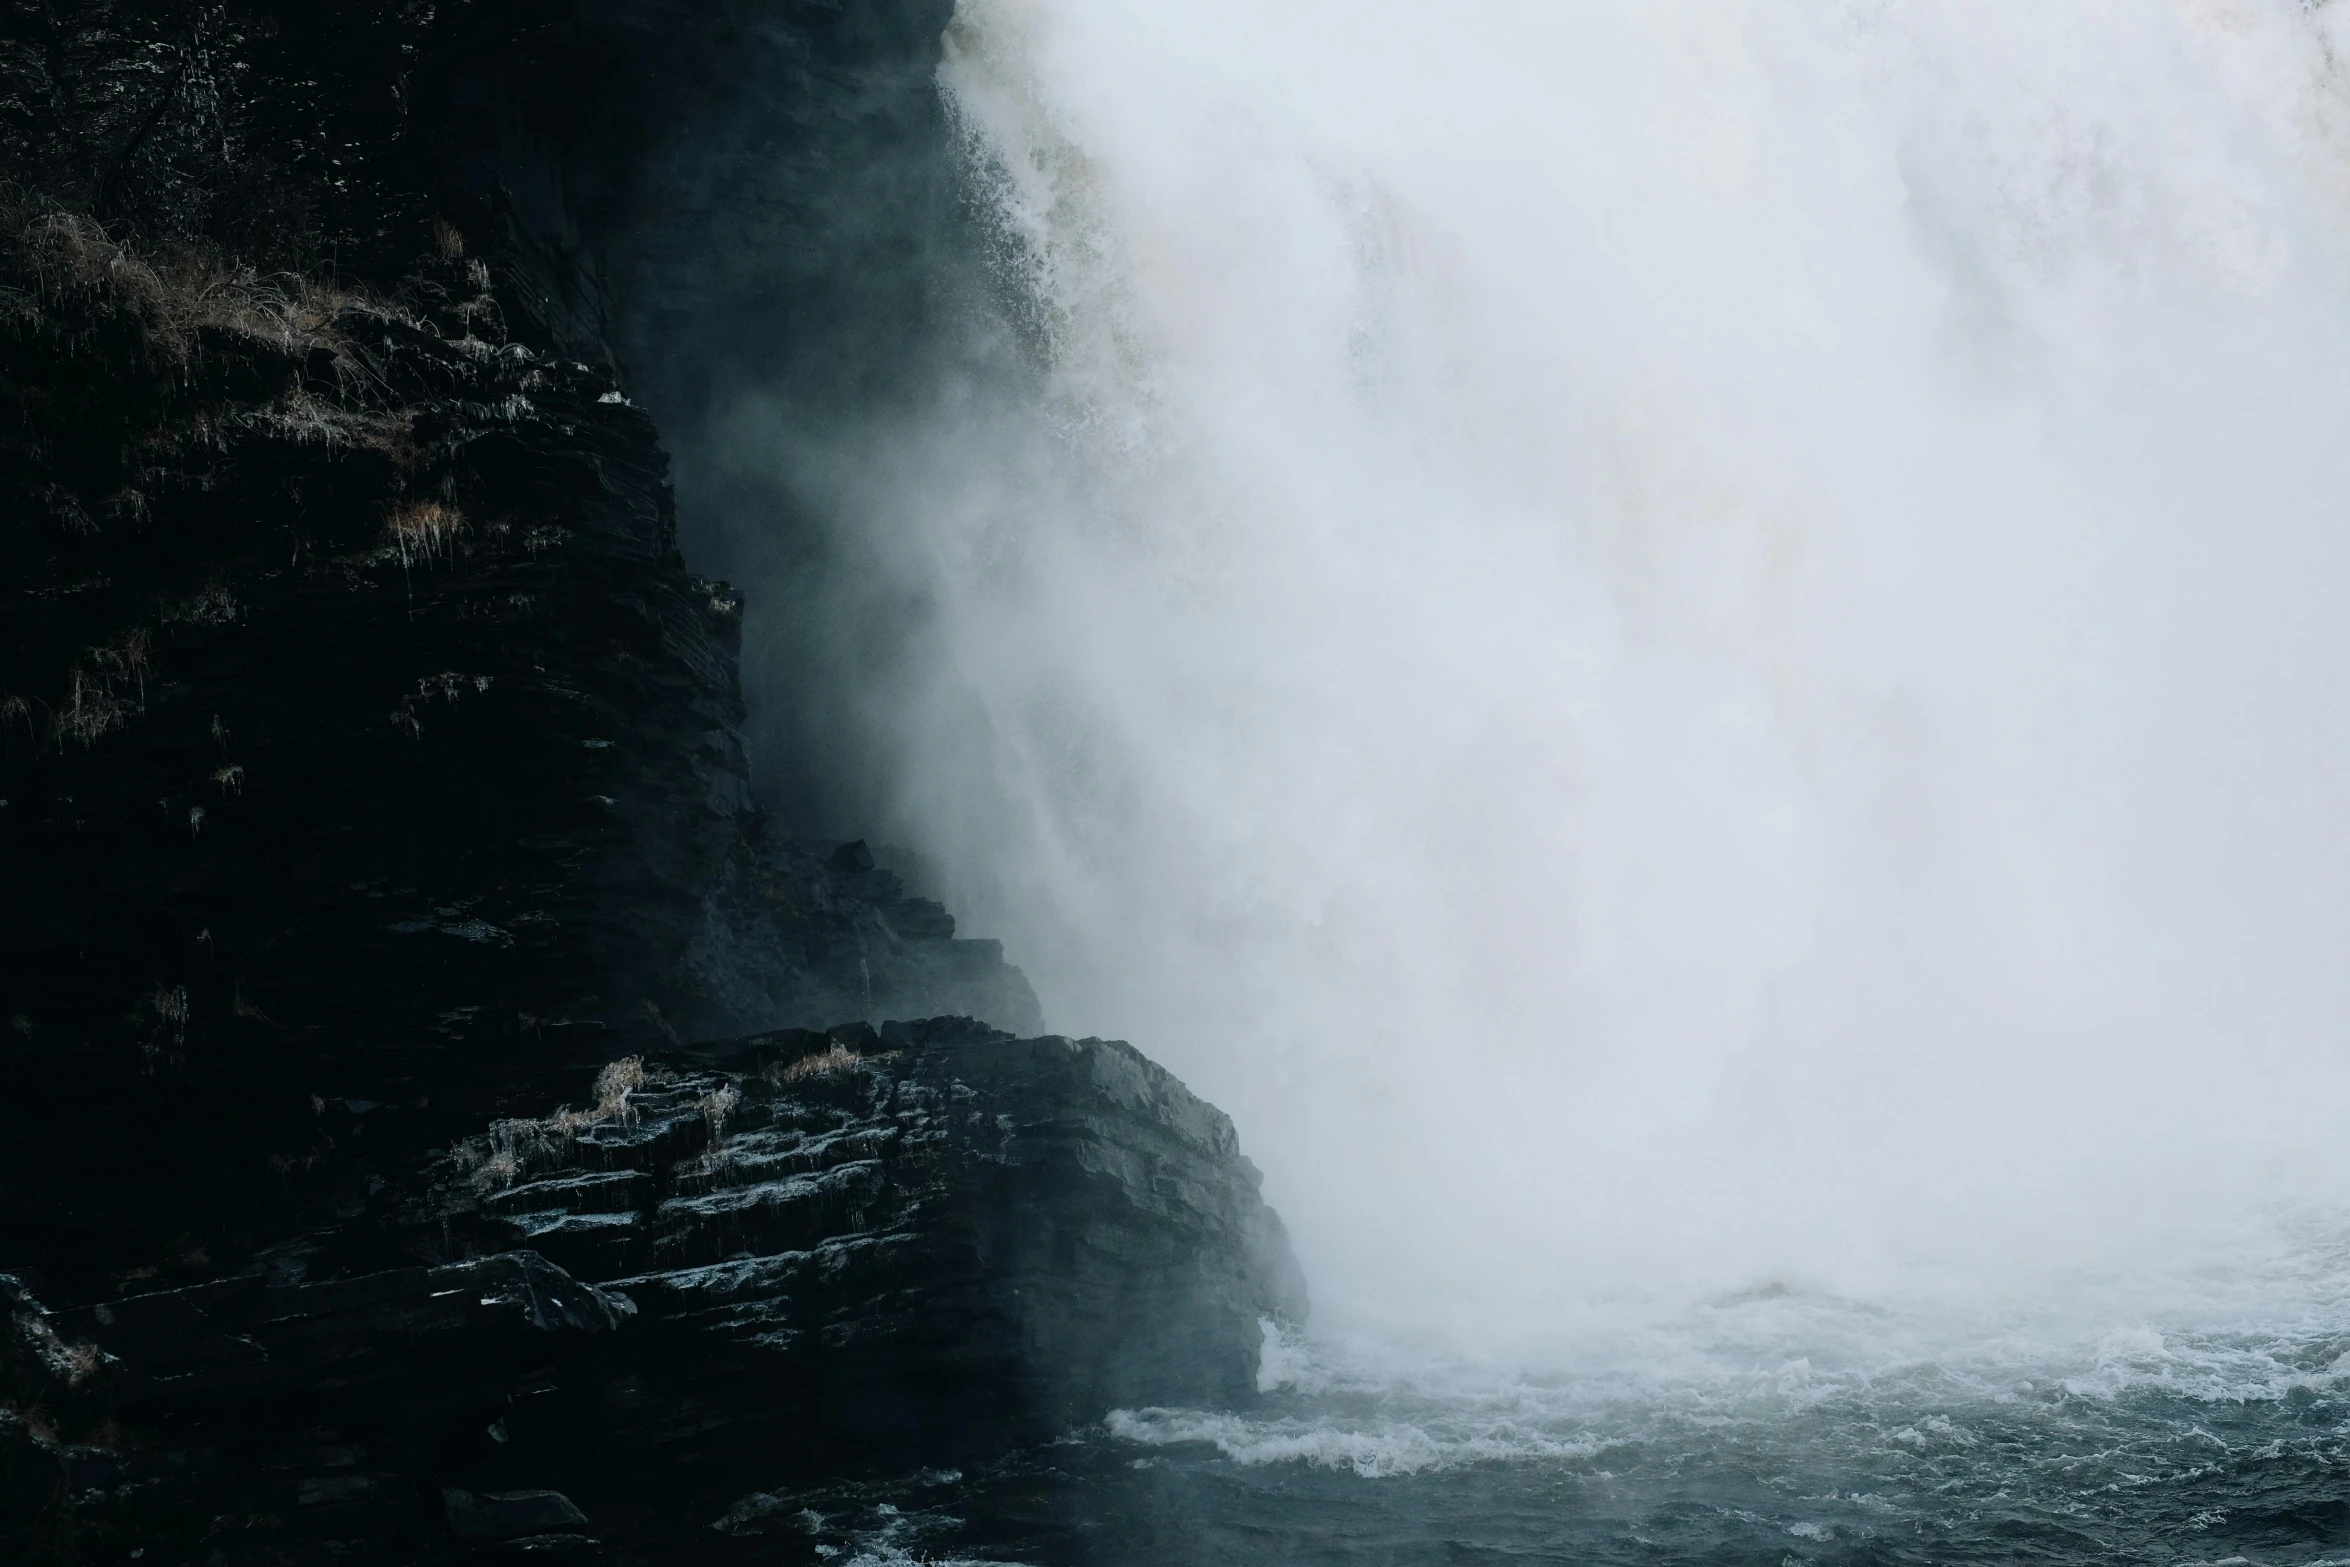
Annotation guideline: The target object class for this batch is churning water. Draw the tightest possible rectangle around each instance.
[755,1213,2350,1562]
[723,0,2350,1557]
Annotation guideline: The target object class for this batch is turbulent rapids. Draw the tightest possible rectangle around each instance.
[767,1211,2350,1561]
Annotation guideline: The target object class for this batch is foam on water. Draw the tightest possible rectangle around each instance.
[1108,1403,1604,1479]
[745,1216,2350,1559]
[1001,1220,2350,1559]
[1114,1207,2350,1488]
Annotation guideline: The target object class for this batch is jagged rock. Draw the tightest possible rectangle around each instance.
[0,1249,631,1557]
[677,837,1044,1041]
[0,1026,1299,1559]
[440,1022,1305,1447]
[0,18,1042,1300]
[444,1488,592,1543]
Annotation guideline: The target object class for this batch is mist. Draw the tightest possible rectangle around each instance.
[678,0,2350,1342]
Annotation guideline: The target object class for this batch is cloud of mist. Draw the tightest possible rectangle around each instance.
[698,0,2350,1339]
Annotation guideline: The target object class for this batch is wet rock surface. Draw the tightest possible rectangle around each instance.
[446,1022,1303,1443]
[0,1025,1300,1563]
[0,2,1300,1562]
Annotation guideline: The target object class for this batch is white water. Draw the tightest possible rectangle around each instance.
[1115,1216,2350,1479]
[770,1,2350,1340]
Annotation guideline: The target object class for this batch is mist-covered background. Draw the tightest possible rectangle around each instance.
[620,0,2350,1344]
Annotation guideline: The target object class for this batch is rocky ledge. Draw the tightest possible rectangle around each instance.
[2,1024,1303,1562]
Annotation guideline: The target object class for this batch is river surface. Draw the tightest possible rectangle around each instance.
[735,1222,2350,1565]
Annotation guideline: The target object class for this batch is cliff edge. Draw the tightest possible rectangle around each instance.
[0,3,1304,1561]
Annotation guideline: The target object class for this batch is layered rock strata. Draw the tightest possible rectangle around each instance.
[1,1025,1301,1561]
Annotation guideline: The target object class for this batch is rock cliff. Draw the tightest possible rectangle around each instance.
[0,3,1304,1560]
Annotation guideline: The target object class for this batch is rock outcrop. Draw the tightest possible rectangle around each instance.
[0,1025,1302,1561]
[0,2,1303,1562]
[0,202,1036,1297]
[446,1022,1303,1443]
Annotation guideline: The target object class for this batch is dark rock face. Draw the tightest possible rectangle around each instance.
[0,0,1046,1287]
[0,218,740,1289]
[679,839,1045,1042]
[446,1022,1304,1445]
[0,1,1304,1562]
[1,1255,637,1561]
[468,0,1015,830]
[0,1027,1302,1560]
[0,204,1036,1295]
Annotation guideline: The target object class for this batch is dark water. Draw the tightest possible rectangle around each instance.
[729,1251,2350,1566]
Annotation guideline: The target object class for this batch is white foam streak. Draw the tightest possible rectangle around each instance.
[1114,1231,2350,1479]
[815,0,2350,1336]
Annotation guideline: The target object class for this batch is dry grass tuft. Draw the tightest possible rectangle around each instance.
[776,1043,866,1084]
[594,1055,653,1115]
[52,627,157,749]
[56,667,128,747]
[697,1083,741,1135]
[4,206,412,364]
[89,627,150,699]
[387,500,465,567]
[258,389,416,455]
[449,1055,680,1195]
[160,583,241,626]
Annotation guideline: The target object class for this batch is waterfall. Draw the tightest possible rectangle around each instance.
[757,0,2350,1336]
